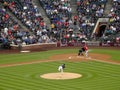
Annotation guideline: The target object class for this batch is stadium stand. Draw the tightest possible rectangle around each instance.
[1,0,57,46]
[0,3,22,49]
[76,0,107,40]
[0,0,120,49]
[100,0,120,43]
[39,0,78,43]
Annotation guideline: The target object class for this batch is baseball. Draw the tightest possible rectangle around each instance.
[68,56,71,59]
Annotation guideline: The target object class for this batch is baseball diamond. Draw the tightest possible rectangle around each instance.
[0,48,120,90]
[0,0,120,89]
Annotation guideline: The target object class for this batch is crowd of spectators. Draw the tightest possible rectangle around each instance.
[0,0,57,49]
[39,0,80,43]
[105,0,120,35]
[0,0,120,49]
[0,4,22,49]
[102,0,120,43]
[76,0,107,40]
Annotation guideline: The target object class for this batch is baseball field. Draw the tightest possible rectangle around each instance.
[0,48,120,90]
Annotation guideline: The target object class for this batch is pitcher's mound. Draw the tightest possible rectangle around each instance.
[40,72,82,80]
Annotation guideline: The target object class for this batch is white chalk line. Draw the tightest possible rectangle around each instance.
[75,56,120,65]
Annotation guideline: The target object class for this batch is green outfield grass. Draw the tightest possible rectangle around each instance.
[0,49,120,90]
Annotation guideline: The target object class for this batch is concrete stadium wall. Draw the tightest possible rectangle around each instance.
[11,43,57,51]
[60,42,120,47]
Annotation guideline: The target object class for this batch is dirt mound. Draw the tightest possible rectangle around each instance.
[40,72,82,80]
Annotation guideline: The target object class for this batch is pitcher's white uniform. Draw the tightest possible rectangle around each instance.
[58,64,65,73]
[58,66,63,72]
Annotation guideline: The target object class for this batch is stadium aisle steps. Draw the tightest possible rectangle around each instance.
[32,0,51,29]
[104,0,113,16]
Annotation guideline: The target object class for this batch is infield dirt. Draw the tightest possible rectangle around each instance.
[0,53,120,68]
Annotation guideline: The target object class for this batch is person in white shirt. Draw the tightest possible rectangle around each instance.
[58,64,65,73]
